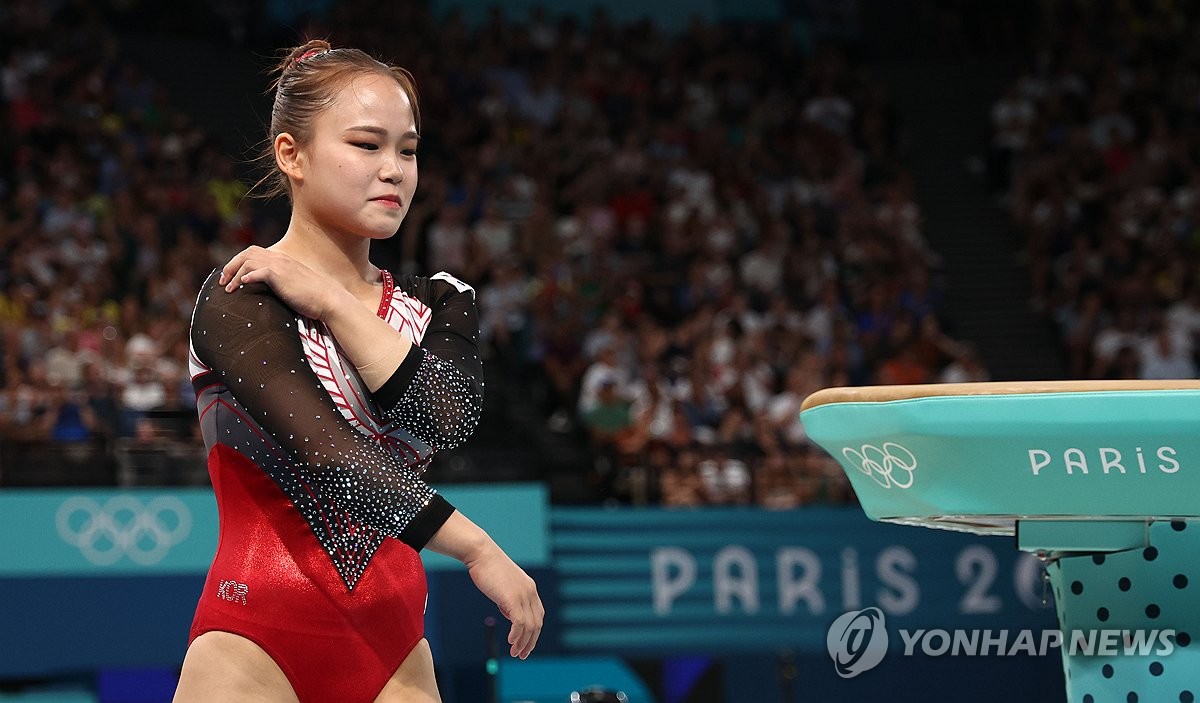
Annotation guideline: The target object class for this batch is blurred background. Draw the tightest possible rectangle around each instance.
[2,0,1197,701]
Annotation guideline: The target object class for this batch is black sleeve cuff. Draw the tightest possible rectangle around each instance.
[398,493,456,551]
[375,347,425,409]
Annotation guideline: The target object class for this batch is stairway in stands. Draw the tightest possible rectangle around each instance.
[874,58,1066,380]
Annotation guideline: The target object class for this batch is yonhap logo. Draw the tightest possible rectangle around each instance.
[826,607,889,678]
[824,610,1173,679]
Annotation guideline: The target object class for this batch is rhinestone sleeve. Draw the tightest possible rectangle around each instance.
[190,269,454,549]
[374,272,484,451]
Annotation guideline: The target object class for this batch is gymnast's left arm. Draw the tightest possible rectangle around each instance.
[218,247,483,450]
[369,272,484,451]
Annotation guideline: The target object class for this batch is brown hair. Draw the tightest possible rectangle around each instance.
[252,39,421,200]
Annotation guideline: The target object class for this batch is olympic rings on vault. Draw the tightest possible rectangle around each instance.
[841,442,918,489]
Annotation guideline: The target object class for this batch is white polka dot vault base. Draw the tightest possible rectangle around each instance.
[1048,519,1200,703]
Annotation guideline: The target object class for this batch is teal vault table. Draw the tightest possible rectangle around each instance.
[801,380,1200,703]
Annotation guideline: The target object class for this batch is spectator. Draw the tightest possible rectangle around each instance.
[43,330,89,389]
[660,445,706,508]
[80,361,121,439]
[756,453,805,510]
[938,344,991,384]
[697,452,752,506]
[0,366,44,440]
[765,366,816,448]
[478,258,532,365]
[425,203,470,276]
[578,344,626,417]
[1138,324,1196,380]
[582,378,635,498]
[43,384,97,443]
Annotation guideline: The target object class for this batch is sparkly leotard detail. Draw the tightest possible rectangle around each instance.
[189,268,482,587]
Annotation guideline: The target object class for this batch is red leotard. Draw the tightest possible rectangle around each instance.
[186,269,482,702]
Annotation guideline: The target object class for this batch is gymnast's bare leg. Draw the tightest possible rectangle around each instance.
[174,632,441,702]
[173,632,298,703]
[374,638,442,703]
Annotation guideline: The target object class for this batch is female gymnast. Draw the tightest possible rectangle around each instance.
[173,40,543,702]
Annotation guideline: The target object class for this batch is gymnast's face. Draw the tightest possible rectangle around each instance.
[280,72,419,241]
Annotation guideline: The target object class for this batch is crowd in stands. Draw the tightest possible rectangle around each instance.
[990,1,1200,381]
[0,1,229,485]
[0,0,977,506]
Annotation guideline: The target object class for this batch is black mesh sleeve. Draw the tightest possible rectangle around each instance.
[373,272,484,450]
[190,269,453,550]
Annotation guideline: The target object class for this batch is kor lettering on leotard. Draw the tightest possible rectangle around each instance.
[217,579,249,605]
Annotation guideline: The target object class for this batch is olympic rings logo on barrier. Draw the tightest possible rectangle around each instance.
[55,495,193,566]
[842,442,917,489]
